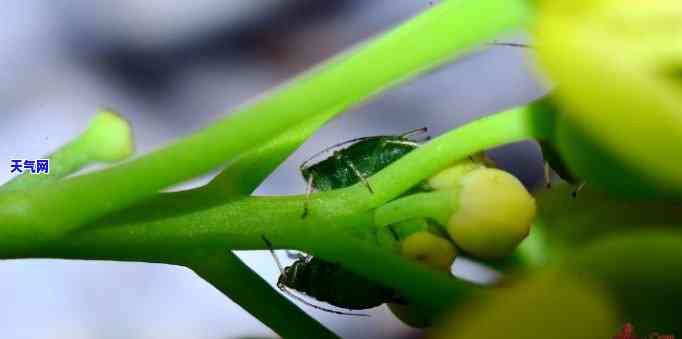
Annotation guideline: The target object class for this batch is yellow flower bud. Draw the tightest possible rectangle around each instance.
[428,157,486,191]
[448,168,536,259]
[401,231,457,272]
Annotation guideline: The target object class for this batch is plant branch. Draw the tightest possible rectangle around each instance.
[0,0,532,254]
[2,104,550,315]
[302,105,551,218]
[181,250,340,339]
[0,110,133,192]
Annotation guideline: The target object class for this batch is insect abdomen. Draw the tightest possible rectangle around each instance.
[304,137,418,191]
[281,257,394,309]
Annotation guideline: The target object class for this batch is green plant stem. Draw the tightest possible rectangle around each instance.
[0,105,549,322]
[1,105,548,315]
[23,106,549,258]
[374,190,456,227]
[0,0,531,254]
[303,105,551,217]
[198,109,340,200]
[23,193,477,313]
[0,138,91,192]
[0,111,133,192]
[182,250,340,339]
[183,112,343,338]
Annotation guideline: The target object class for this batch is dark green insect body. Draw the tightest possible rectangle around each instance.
[277,129,424,312]
[278,256,396,310]
[300,131,421,193]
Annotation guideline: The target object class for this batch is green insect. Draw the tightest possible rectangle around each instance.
[278,251,397,314]
[300,127,426,217]
[263,128,426,315]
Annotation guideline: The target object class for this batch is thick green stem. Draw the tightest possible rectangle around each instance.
[24,193,478,314]
[2,105,548,311]
[182,251,340,339]
[374,190,456,227]
[187,111,346,339]
[0,0,531,254]
[303,105,550,217]
[0,102,549,328]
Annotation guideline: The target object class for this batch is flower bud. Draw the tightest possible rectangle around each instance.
[400,231,457,272]
[390,228,456,328]
[83,110,134,162]
[448,168,536,259]
[428,156,488,191]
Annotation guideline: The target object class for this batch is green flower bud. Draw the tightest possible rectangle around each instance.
[82,110,134,162]
[448,168,536,259]
[390,226,456,328]
[428,154,490,191]
[401,230,457,272]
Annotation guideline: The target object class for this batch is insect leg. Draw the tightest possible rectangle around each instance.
[262,235,285,274]
[344,159,374,194]
[544,162,552,189]
[300,136,377,171]
[383,140,421,148]
[399,127,428,139]
[301,174,314,219]
[571,181,586,198]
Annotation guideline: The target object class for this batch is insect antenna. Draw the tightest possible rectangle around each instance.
[262,235,285,273]
[571,182,586,198]
[300,136,377,171]
[261,236,370,317]
[301,128,429,170]
[544,162,552,189]
[344,159,374,193]
[399,127,428,139]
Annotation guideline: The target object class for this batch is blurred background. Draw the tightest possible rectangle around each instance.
[0,1,546,338]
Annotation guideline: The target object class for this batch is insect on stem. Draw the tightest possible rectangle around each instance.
[345,159,374,194]
[261,235,370,317]
[299,128,425,219]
